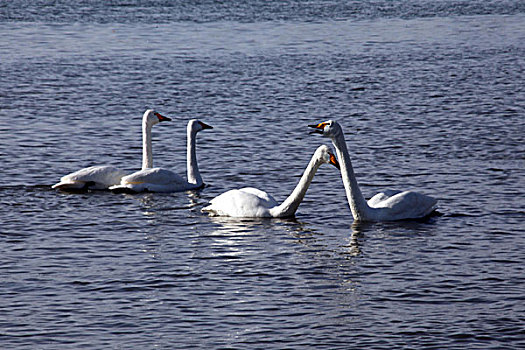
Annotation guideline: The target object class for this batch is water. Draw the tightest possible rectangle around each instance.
[1,1,524,349]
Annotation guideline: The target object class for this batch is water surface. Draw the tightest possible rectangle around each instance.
[0,1,524,349]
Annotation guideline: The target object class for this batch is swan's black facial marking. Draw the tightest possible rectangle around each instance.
[308,122,327,134]
[154,112,172,122]
[329,153,340,169]
[198,121,213,130]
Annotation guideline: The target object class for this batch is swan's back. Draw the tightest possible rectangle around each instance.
[203,187,278,217]
[121,168,186,185]
[238,187,278,205]
[52,165,125,190]
[110,167,191,193]
[369,190,437,220]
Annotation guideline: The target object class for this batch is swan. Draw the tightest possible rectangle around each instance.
[309,120,437,221]
[109,119,212,193]
[52,109,171,190]
[201,145,340,218]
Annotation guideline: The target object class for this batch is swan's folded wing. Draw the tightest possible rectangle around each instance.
[238,187,278,207]
[367,189,403,207]
[53,165,125,189]
[120,167,186,186]
[374,190,437,219]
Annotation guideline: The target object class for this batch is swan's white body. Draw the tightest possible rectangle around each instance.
[202,145,340,218]
[309,120,437,222]
[52,110,170,191]
[52,165,126,190]
[110,119,212,193]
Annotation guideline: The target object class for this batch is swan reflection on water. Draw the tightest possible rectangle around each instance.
[205,214,366,261]
[344,222,364,257]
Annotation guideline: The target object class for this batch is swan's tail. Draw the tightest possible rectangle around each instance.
[201,205,220,216]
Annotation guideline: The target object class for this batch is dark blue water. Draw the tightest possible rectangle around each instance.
[1,1,524,349]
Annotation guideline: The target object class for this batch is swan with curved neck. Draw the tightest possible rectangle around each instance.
[52,109,171,191]
[110,119,212,193]
[202,145,340,218]
[309,120,437,221]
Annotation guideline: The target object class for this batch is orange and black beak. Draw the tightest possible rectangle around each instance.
[198,121,213,130]
[308,122,327,134]
[329,152,340,169]
[154,112,172,122]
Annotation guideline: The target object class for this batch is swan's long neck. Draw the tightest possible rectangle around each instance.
[186,129,202,186]
[270,153,322,218]
[332,132,371,221]
[142,121,153,170]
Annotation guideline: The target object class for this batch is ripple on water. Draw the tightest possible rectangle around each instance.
[1,8,524,349]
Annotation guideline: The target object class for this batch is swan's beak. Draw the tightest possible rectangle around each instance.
[154,112,172,122]
[199,121,213,130]
[308,122,326,134]
[329,153,340,169]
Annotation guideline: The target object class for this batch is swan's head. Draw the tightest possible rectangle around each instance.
[316,145,340,169]
[308,120,342,139]
[144,109,172,126]
[188,119,213,133]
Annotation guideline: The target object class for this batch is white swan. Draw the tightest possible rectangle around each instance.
[110,119,212,193]
[201,145,340,218]
[309,120,437,221]
[52,109,171,190]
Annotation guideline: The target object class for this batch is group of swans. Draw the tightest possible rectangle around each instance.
[202,120,436,221]
[52,110,171,190]
[53,112,437,222]
[53,109,212,193]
